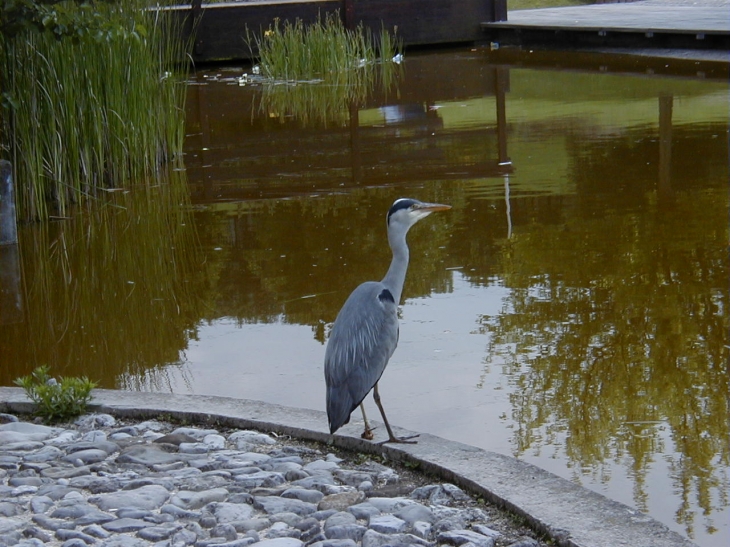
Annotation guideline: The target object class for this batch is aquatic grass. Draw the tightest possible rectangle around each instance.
[249,13,402,126]
[1,0,191,222]
[254,13,397,81]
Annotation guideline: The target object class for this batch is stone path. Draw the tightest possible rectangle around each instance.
[0,413,547,547]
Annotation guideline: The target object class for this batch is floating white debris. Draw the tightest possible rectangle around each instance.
[392,53,404,64]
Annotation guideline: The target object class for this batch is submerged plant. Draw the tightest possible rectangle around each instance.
[15,365,97,423]
[0,0,191,222]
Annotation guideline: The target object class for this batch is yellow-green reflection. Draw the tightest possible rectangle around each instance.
[0,170,207,389]
[480,182,728,505]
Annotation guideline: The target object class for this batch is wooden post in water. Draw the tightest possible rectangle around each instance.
[0,160,23,324]
[494,68,511,171]
[0,160,17,245]
[343,0,356,30]
[493,0,508,22]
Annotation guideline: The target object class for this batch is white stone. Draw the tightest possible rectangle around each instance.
[210,501,255,523]
[412,521,432,539]
[366,497,417,513]
[171,427,219,440]
[179,442,209,454]
[44,430,80,445]
[228,430,276,448]
[368,515,407,534]
[255,538,303,547]
[203,434,226,450]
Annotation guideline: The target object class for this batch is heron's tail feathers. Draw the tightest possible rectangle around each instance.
[326,385,357,434]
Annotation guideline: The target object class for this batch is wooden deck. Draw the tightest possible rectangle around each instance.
[482,0,730,52]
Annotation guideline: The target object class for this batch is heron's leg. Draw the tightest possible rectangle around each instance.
[372,383,419,444]
[360,403,375,440]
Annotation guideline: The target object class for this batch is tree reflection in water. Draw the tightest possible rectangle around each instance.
[480,157,728,538]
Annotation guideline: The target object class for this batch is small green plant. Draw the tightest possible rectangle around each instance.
[14,366,97,423]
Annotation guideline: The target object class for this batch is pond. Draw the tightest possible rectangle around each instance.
[1,49,728,547]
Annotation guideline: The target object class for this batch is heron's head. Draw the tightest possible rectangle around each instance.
[386,198,451,229]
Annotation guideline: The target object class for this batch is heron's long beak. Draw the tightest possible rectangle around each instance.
[417,202,451,212]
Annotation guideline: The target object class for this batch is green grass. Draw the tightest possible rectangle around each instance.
[0,0,190,222]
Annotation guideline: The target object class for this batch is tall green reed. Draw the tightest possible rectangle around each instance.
[1,0,190,222]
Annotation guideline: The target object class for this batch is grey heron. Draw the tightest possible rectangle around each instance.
[324,198,451,443]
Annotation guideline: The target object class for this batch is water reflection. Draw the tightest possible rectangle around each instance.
[0,172,206,388]
[1,50,728,546]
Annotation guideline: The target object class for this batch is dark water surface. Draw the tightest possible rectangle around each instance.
[1,50,728,546]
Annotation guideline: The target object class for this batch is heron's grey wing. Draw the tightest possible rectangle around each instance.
[324,281,399,433]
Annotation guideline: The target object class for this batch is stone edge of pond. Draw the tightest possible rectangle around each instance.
[0,387,698,547]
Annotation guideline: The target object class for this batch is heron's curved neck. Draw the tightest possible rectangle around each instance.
[381,222,410,304]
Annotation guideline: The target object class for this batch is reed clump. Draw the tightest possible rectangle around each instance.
[248,12,402,126]
[0,0,190,222]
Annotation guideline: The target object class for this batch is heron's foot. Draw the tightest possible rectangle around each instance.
[377,433,419,445]
[361,427,376,440]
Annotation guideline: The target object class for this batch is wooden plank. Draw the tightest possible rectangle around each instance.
[481,2,730,51]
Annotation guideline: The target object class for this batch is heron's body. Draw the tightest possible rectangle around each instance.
[324,198,451,443]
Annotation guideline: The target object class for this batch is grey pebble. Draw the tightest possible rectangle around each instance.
[368,515,407,534]
[396,503,434,524]
[254,496,317,516]
[438,529,496,547]
[24,445,64,463]
[318,491,365,511]
[136,524,181,541]
[324,511,356,530]
[209,501,255,523]
[348,502,380,520]
[56,528,98,544]
[324,524,368,542]
[231,518,271,533]
[31,513,76,531]
[170,487,228,510]
[271,511,304,527]
[282,487,324,504]
[0,413,543,547]
[91,484,170,511]
[310,540,357,547]
[60,538,90,547]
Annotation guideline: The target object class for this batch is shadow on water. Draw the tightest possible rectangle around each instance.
[0,49,727,546]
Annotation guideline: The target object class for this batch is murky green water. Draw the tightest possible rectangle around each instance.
[1,50,728,546]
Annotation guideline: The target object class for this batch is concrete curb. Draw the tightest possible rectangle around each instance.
[0,387,697,547]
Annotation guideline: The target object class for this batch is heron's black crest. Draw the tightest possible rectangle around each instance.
[378,288,395,304]
[387,198,418,225]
